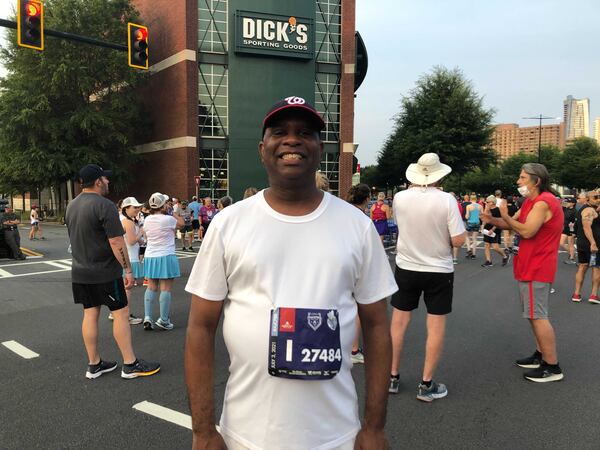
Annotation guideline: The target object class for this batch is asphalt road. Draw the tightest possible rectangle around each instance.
[1,225,599,449]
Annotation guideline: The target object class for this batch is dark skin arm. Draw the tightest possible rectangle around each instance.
[354,299,391,450]
[185,296,227,450]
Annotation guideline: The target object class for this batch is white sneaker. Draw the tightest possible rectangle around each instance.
[351,350,365,364]
[155,318,174,330]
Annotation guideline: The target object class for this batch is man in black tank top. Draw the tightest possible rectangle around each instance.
[571,191,600,303]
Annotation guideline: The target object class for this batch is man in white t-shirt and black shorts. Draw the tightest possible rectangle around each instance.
[184,96,398,450]
[388,154,466,402]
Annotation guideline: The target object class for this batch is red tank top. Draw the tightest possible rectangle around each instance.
[372,202,387,221]
[513,192,563,282]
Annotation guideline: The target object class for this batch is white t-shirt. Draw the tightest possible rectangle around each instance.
[143,214,177,257]
[120,215,140,262]
[185,191,398,450]
[393,187,465,273]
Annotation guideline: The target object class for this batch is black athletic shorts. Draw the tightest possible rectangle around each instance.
[483,232,502,244]
[72,278,128,311]
[181,225,193,233]
[192,219,200,230]
[562,227,574,236]
[391,268,453,315]
[577,248,596,265]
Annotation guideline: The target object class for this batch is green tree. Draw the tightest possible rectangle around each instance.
[359,165,379,190]
[0,0,150,196]
[376,66,496,187]
[557,138,600,190]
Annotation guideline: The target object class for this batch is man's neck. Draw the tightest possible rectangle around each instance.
[263,184,324,216]
[82,188,102,196]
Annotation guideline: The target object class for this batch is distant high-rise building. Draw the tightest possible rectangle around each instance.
[563,95,590,141]
[594,117,600,142]
[491,123,565,160]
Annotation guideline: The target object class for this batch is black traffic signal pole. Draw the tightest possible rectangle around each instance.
[0,19,127,52]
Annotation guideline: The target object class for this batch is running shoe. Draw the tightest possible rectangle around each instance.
[142,278,149,286]
[143,318,153,331]
[108,313,143,325]
[389,376,400,394]
[128,314,143,325]
[502,254,511,266]
[121,359,161,379]
[469,254,476,260]
[523,362,563,383]
[515,350,542,369]
[155,318,174,330]
[481,261,493,268]
[351,350,365,364]
[563,258,577,265]
[571,293,582,303]
[85,359,118,379]
[550,287,556,294]
[416,381,447,402]
[453,258,458,265]
[588,295,600,304]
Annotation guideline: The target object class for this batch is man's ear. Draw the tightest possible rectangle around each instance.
[258,142,265,163]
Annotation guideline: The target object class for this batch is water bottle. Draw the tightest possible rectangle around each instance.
[590,253,597,267]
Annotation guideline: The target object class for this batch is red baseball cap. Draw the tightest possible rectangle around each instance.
[262,96,325,135]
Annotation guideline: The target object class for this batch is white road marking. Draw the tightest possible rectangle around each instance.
[45,261,72,270]
[132,401,222,433]
[132,401,192,430]
[2,340,39,359]
[0,268,13,278]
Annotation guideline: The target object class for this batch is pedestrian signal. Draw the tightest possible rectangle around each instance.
[18,0,44,51]
[128,23,148,70]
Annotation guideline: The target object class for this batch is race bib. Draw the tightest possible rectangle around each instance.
[269,307,341,380]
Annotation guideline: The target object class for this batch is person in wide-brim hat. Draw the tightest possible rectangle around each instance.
[406,153,452,186]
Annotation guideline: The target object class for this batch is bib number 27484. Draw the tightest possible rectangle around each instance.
[269,307,342,380]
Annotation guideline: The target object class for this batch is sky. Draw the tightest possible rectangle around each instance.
[1,1,600,166]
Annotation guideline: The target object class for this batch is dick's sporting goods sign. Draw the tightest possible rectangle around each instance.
[235,11,315,60]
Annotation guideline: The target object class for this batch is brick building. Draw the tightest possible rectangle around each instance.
[131,0,362,201]
[491,122,565,160]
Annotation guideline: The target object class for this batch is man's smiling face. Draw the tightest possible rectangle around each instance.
[259,111,323,187]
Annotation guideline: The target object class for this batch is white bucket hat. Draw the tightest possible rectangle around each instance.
[405,153,452,186]
[121,197,143,208]
[149,192,169,209]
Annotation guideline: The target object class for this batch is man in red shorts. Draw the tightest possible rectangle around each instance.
[482,163,564,382]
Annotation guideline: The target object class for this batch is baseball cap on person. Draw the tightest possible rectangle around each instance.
[262,96,325,135]
[121,197,143,208]
[149,192,169,209]
[79,164,112,184]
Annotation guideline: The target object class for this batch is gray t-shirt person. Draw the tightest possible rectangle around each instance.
[65,193,125,284]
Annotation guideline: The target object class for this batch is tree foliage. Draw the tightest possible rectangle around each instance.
[557,138,600,190]
[0,0,150,194]
[376,66,496,188]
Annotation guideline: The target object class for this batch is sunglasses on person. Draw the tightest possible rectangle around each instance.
[592,195,600,200]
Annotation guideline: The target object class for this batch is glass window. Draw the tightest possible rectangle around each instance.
[199,0,228,54]
[316,0,341,64]
[199,64,229,137]
[199,148,229,201]
[315,73,341,144]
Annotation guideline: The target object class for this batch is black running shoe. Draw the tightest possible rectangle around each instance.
[502,254,511,266]
[481,261,493,268]
[121,359,160,379]
[516,350,542,369]
[524,362,564,383]
[86,359,118,379]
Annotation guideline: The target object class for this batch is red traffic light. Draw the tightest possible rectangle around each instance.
[135,28,148,41]
[25,2,41,17]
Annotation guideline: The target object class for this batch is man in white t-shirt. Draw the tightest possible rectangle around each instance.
[185,96,398,450]
[388,153,466,402]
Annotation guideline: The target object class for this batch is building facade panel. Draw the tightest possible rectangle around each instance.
[492,123,565,160]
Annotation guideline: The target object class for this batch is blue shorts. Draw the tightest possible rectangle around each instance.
[144,254,180,280]
[123,261,144,278]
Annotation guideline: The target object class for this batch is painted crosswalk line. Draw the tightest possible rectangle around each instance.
[2,340,40,359]
[132,401,192,430]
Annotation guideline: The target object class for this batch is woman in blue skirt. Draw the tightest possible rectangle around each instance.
[142,192,184,330]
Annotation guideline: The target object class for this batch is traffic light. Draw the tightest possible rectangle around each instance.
[18,0,44,51]
[128,23,148,70]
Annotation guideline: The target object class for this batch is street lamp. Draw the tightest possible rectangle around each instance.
[522,115,561,163]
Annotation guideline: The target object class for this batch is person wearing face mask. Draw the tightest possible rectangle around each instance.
[482,163,563,383]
